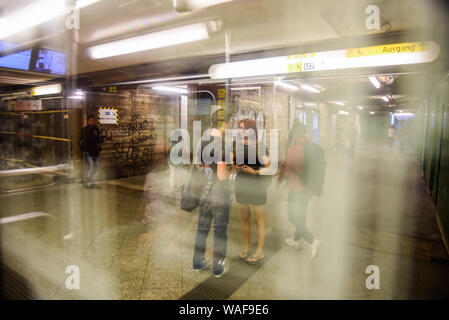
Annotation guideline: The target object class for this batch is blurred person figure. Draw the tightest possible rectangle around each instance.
[193,111,233,278]
[387,125,396,150]
[79,115,103,189]
[344,123,359,159]
[167,128,186,197]
[398,125,408,154]
[234,118,270,265]
[278,122,325,260]
[287,119,300,147]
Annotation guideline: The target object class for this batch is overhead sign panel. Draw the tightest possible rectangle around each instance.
[209,41,440,79]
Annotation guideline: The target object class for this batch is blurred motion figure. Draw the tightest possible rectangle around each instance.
[278,123,325,259]
[79,115,103,189]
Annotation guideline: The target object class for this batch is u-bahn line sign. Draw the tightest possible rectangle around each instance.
[208,41,440,79]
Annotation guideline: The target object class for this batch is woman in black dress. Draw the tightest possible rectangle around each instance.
[234,118,270,264]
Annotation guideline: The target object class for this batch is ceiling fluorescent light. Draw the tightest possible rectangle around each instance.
[0,0,99,40]
[152,86,188,94]
[68,89,84,99]
[393,112,415,116]
[334,101,345,106]
[174,0,232,12]
[382,96,389,102]
[339,110,349,115]
[88,22,212,59]
[370,111,375,114]
[230,86,261,91]
[209,41,440,80]
[358,106,364,110]
[31,84,62,96]
[300,84,320,93]
[0,0,65,40]
[275,81,298,91]
[369,76,381,89]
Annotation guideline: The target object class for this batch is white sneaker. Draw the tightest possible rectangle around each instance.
[285,237,303,250]
[213,259,230,278]
[310,239,323,260]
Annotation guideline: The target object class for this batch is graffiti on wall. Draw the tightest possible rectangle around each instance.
[112,143,153,177]
[99,128,113,142]
[111,113,157,177]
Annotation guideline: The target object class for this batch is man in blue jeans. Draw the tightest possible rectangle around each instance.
[79,115,103,189]
[192,112,232,278]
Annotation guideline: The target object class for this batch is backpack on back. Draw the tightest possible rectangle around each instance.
[299,141,327,196]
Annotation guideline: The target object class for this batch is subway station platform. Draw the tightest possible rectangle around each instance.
[1,140,449,300]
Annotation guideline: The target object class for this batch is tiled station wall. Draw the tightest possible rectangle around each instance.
[226,85,290,162]
[83,85,291,179]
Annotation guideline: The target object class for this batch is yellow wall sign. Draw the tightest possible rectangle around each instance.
[287,62,302,73]
[345,42,429,58]
[98,107,118,125]
[217,89,226,99]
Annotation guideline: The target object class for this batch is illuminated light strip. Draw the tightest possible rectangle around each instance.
[300,84,320,93]
[31,84,62,96]
[274,80,298,91]
[230,86,261,91]
[393,112,415,116]
[152,86,189,94]
[209,41,440,79]
[88,22,211,59]
[0,212,49,224]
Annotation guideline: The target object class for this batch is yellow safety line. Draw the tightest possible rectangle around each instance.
[0,132,71,142]
[0,157,24,163]
[33,135,71,142]
[0,110,70,115]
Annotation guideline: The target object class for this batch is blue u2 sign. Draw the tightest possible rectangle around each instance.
[304,63,315,71]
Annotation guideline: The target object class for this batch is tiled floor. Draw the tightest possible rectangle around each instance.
[1,141,449,299]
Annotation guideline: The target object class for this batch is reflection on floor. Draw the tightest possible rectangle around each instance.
[1,141,449,299]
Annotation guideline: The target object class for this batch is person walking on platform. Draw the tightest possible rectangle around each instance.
[192,111,233,278]
[387,125,396,150]
[278,123,325,260]
[79,115,103,189]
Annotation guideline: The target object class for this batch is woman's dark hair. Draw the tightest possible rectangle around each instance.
[87,115,95,121]
[239,118,258,142]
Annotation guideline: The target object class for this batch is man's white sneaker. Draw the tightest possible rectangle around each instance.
[285,237,303,250]
[311,239,323,260]
[213,259,230,278]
